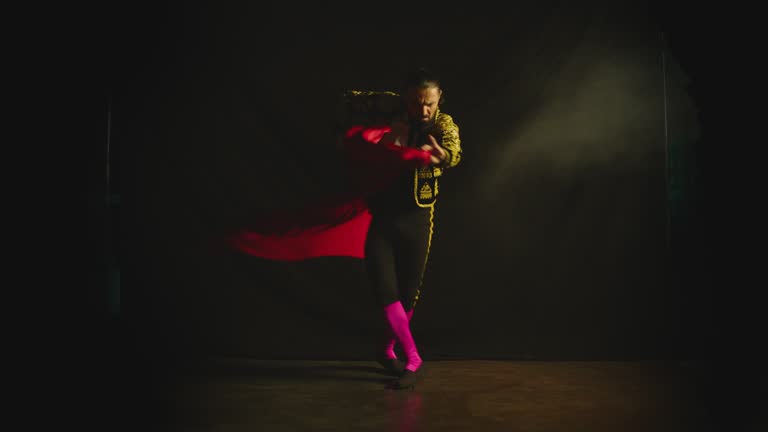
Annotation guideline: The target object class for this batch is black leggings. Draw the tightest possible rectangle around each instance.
[364,206,435,312]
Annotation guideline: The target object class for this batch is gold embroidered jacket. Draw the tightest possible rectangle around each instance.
[341,90,462,175]
[342,90,462,207]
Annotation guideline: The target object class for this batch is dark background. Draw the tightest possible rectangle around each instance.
[84,1,764,430]
[114,0,701,360]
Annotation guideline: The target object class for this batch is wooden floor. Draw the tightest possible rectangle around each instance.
[124,359,760,431]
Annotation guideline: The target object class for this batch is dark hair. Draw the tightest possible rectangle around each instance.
[401,67,443,105]
[401,67,441,91]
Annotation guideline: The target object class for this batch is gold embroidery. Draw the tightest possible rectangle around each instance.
[412,205,435,309]
[432,112,462,169]
[410,111,460,205]
[413,169,436,208]
[419,183,433,200]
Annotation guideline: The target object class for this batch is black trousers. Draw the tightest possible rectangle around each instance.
[364,205,435,312]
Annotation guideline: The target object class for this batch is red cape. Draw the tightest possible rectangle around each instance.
[228,125,432,261]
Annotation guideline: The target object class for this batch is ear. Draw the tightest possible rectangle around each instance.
[438,89,444,106]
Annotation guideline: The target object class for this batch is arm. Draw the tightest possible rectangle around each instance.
[434,112,462,170]
[340,90,403,127]
[341,125,433,195]
[343,125,433,169]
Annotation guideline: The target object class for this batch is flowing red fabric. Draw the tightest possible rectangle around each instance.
[229,125,432,261]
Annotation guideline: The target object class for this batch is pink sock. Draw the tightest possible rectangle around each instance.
[383,331,398,360]
[383,301,422,372]
[383,308,414,359]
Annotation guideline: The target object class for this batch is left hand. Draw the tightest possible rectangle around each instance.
[389,120,409,147]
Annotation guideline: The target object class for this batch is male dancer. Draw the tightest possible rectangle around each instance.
[342,68,462,389]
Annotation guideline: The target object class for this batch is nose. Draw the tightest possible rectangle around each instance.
[422,106,430,117]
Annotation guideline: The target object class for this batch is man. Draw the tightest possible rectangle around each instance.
[342,68,462,389]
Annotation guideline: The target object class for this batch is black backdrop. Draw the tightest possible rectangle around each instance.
[104,1,717,362]
[81,2,768,430]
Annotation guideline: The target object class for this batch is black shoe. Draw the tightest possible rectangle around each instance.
[393,366,425,390]
[376,356,406,376]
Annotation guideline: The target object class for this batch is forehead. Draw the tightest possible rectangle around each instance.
[405,86,441,103]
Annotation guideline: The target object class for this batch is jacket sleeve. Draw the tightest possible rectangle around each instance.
[340,90,403,127]
[434,112,462,170]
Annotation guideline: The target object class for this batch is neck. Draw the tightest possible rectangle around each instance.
[410,115,437,132]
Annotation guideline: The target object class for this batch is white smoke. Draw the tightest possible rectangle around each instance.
[481,48,679,202]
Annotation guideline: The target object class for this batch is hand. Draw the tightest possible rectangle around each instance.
[380,131,403,147]
[390,120,409,147]
[420,134,447,165]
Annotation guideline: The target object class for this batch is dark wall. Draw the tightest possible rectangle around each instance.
[111,1,710,361]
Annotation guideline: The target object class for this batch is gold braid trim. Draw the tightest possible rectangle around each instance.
[412,205,435,310]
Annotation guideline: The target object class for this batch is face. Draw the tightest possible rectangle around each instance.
[404,85,442,125]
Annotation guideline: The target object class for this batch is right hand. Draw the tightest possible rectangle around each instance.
[420,144,441,165]
[420,135,446,165]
